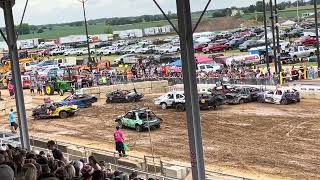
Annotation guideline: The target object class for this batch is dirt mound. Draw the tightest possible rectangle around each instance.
[195,17,260,32]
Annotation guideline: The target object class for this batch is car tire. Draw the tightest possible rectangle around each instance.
[155,124,161,129]
[135,125,142,132]
[175,104,185,112]
[34,114,40,120]
[106,98,112,103]
[281,99,288,105]
[239,99,245,104]
[160,103,167,110]
[257,97,264,103]
[59,111,69,118]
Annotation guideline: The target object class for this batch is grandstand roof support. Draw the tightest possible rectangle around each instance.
[176,0,206,179]
[0,0,31,151]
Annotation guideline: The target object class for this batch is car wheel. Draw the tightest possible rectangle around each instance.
[34,114,40,120]
[117,121,123,129]
[135,125,142,132]
[175,104,185,112]
[155,124,161,129]
[106,98,112,103]
[281,99,288,105]
[160,103,167,110]
[239,99,245,104]
[257,97,264,103]
[59,111,69,118]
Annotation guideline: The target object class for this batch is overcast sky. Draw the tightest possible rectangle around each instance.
[0,0,293,26]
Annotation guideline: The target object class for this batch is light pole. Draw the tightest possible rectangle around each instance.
[270,0,279,75]
[314,0,320,77]
[78,0,92,69]
[274,0,282,73]
[263,0,270,69]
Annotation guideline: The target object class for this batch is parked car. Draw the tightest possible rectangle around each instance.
[257,89,300,105]
[202,43,229,53]
[76,48,95,56]
[239,40,265,52]
[288,46,316,61]
[49,49,65,56]
[286,28,303,38]
[196,63,222,73]
[64,49,78,56]
[57,94,98,108]
[96,46,118,55]
[226,38,246,49]
[115,108,162,132]
[106,89,144,103]
[94,41,112,48]
[194,43,208,52]
[32,103,78,119]
[158,45,180,54]
[113,54,142,64]
[302,37,318,46]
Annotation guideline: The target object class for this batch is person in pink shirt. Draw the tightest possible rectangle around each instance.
[114,126,125,157]
[7,81,14,99]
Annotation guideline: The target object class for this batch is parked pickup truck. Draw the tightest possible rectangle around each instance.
[288,46,316,61]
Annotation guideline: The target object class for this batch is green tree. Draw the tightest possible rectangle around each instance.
[37,29,44,33]
[105,25,113,34]
[16,23,30,35]
[256,1,265,12]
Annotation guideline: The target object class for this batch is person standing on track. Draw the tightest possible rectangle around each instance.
[8,109,18,133]
[113,126,125,157]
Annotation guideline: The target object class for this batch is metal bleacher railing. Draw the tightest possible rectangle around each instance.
[0,131,252,180]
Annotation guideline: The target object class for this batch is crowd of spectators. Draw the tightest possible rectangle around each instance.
[0,140,154,180]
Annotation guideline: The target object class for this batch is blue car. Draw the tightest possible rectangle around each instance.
[58,94,98,108]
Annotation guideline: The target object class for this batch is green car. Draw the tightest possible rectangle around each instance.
[115,108,163,132]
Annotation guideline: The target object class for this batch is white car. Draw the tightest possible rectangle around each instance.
[38,67,60,77]
[64,49,78,56]
[121,46,141,54]
[76,48,95,56]
[158,45,180,54]
[154,91,185,110]
[114,54,141,64]
[96,46,118,55]
[197,63,222,73]
[49,49,65,56]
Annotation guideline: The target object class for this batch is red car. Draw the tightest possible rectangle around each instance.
[302,37,317,46]
[202,43,229,54]
[194,44,208,52]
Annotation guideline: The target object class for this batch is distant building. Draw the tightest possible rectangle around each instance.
[231,9,244,17]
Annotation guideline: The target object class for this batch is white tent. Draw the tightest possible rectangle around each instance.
[281,20,296,27]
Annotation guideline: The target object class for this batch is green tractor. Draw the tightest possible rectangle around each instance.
[44,80,74,96]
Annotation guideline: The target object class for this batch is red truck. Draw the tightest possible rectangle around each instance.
[194,43,208,52]
[302,37,317,46]
[202,43,229,54]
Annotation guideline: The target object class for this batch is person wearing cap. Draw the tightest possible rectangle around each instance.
[113,126,125,157]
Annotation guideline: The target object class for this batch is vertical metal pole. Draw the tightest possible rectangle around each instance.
[263,0,270,68]
[314,0,320,77]
[297,1,299,22]
[1,0,30,151]
[80,0,92,69]
[176,0,206,179]
[274,0,282,73]
[270,0,279,75]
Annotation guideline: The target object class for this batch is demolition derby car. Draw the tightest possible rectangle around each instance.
[57,94,97,108]
[225,86,261,104]
[154,91,224,112]
[106,89,144,103]
[32,103,78,119]
[257,88,300,105]
[115,108,162,132]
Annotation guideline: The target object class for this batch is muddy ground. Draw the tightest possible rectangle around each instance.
[1,94,320,180]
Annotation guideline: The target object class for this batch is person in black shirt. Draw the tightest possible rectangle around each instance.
[47,140,65,162]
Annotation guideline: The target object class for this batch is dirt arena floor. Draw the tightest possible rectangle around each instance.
[1,93,320,180]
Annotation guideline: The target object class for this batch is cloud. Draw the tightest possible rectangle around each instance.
[0,0,292,26]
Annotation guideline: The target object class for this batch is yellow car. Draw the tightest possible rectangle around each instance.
[32,103,78,119]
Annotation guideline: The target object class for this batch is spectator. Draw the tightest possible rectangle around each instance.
[0,164,14,180]
[113,126,125,157]
[81,165,94,180]
[88,156,101,171]
[8,109,18,134]
[65,164,75,180]
[47,141,65,162]
[23,163,37,180]
[30,80,36,96]
[7,81,14,99]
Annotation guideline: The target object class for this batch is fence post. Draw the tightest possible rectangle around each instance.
[144,156,149,179]
[160,160,164,176]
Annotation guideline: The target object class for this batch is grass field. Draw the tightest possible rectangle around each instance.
[242,5,315,20]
